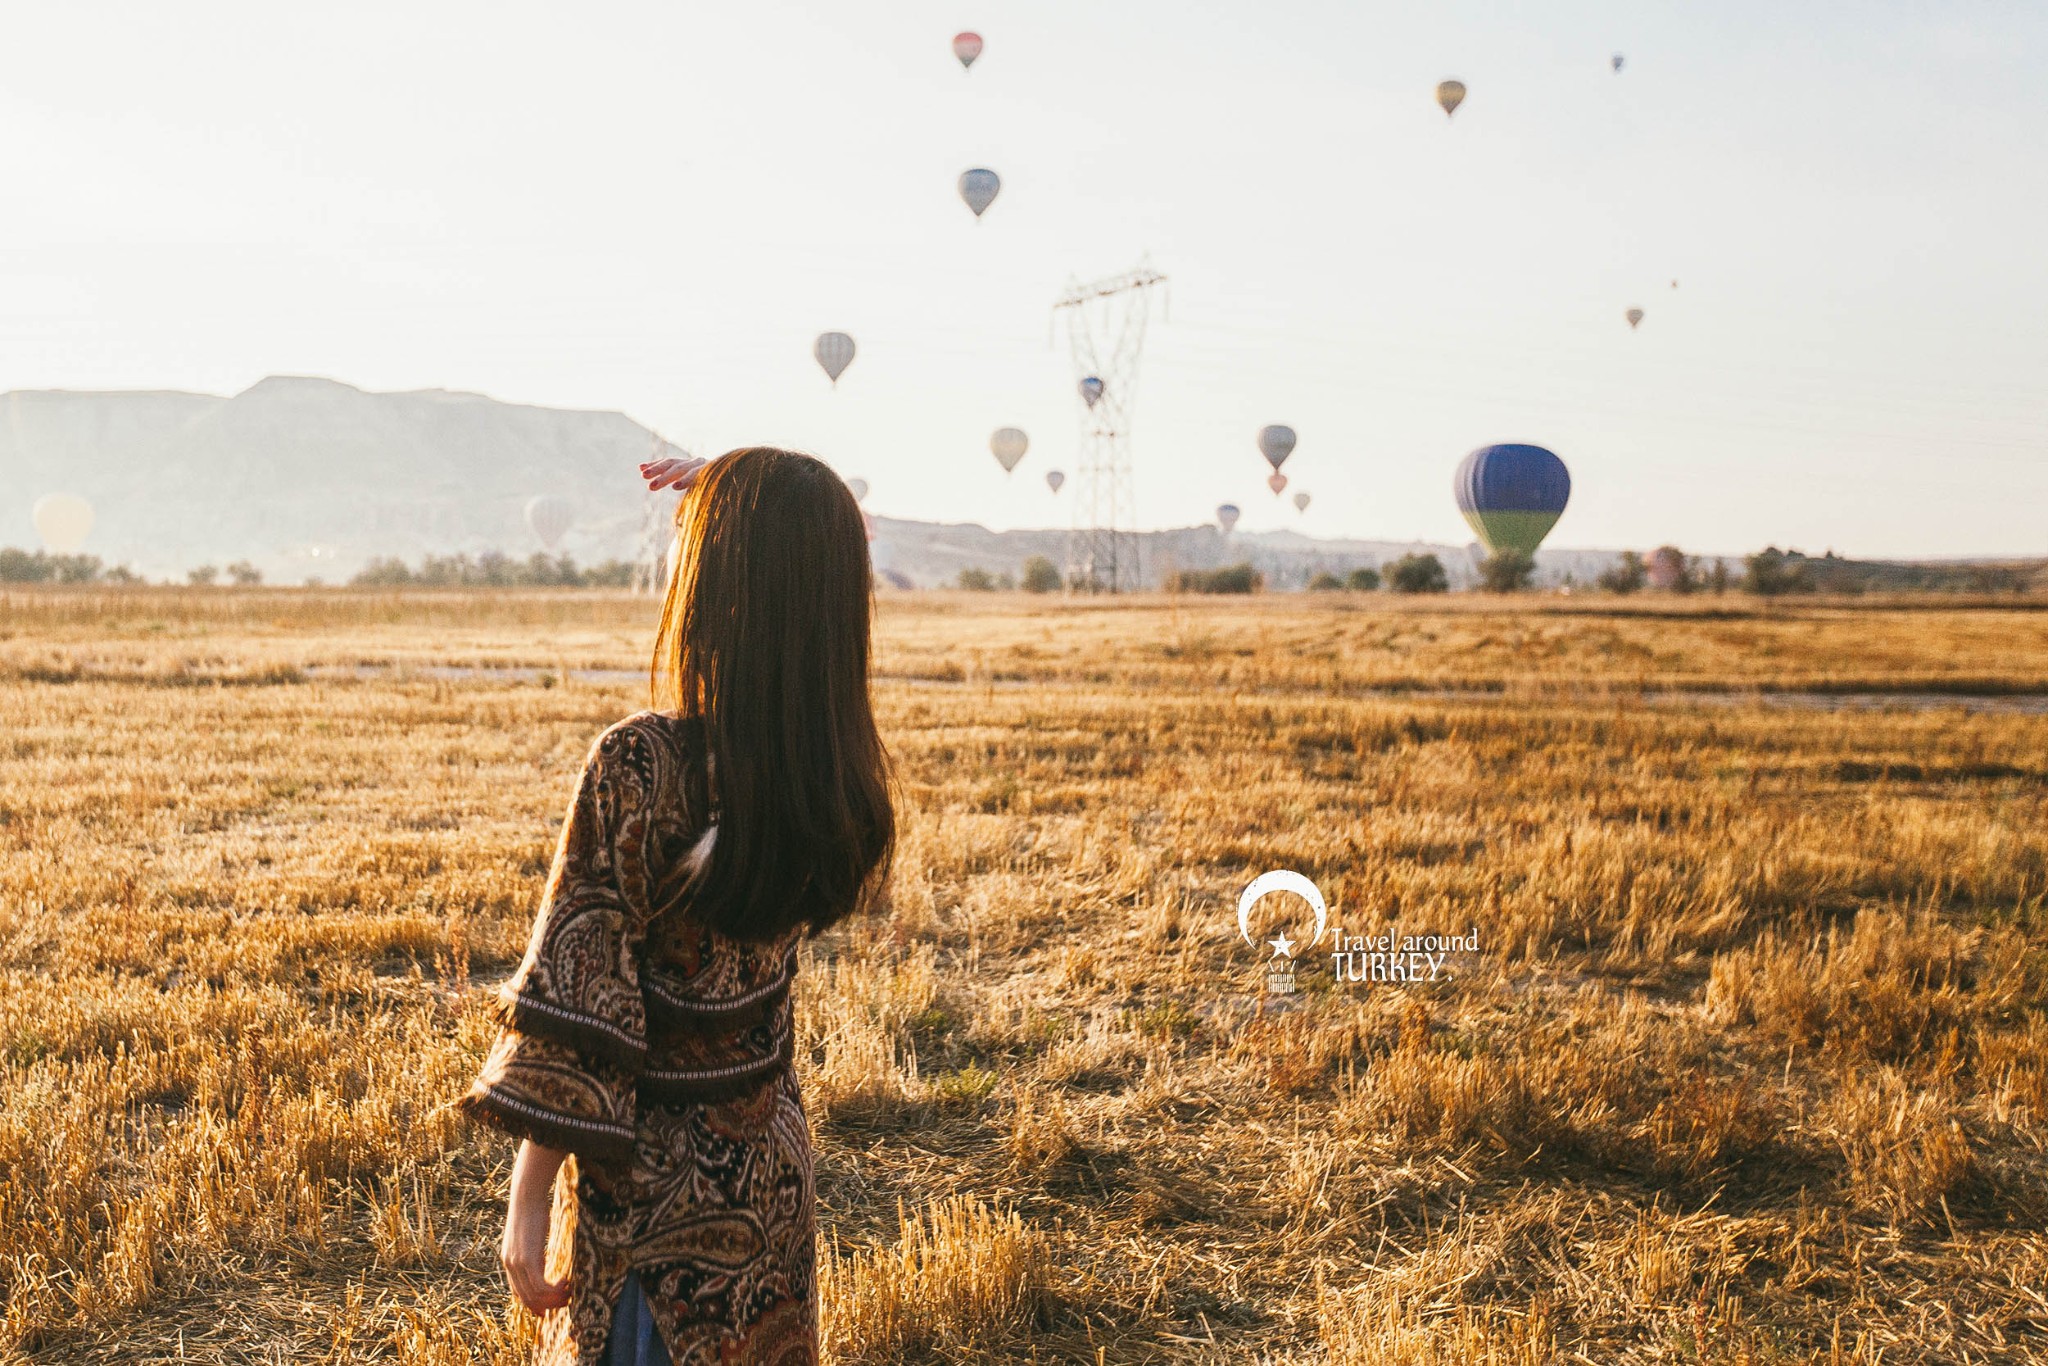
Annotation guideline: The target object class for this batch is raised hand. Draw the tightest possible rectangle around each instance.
[640,455,711,493]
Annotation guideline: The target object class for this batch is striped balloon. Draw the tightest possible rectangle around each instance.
[1257,425,1296,470]
[1453,444,1571,556]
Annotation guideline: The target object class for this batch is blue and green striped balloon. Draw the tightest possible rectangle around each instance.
[1453,444,1571,556]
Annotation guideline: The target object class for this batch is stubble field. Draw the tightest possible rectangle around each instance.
[0,589,2045,1364]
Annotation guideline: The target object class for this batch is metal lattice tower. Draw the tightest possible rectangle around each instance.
[1053,262,1167,593]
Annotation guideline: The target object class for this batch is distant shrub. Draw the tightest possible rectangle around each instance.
[187,565,220,587]
[0,548,107,584]
[225,561,263,586]
[348,552,640,588]
[1307,571,1344,592]
[1477,550,1536,593]
[1021,556,1062,594]
[1167,562,1261,594]
[1346,567,1381,591]
[956,567,999,591]
[1743,548,1813,596]
[1598,551,1648,594]
[1385,553,1448,595]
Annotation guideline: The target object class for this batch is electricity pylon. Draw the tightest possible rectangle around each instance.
[1053,261,1167,593]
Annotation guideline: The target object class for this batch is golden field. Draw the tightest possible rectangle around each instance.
[0,588,2045,1364]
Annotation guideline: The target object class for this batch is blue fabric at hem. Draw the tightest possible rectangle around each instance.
[606,1274,675,1366]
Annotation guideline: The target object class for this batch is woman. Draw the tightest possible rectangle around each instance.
[459,448,895,1365]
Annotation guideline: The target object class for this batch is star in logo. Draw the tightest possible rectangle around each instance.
[1267,930,1297,959]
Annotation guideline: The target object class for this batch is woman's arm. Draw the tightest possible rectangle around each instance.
[501,1138,571,1314]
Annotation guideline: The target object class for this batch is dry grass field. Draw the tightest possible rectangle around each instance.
[1,588,2045,1364]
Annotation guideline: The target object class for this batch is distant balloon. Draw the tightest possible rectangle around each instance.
[953,32,983,69]
[990,427,1029,473]
[1293,491,1311,513]
[1626,307,1644,329]
[814,332,856,385]
[1216,504,1241,534]
[1436,80,1466,118]
[1078,376,1105,408]
[1671,279,1679,289]
[1612,54,1625,72]
[32,494,93,552]
[1453,443,1572,556]
[847,478,869,503]
[524,494,574,551]
[1267,471,1288,496]
[1045,470,1065,494]
[1648,546,1687,590]
[1258,425,1296,471]
[958,168,1001,219]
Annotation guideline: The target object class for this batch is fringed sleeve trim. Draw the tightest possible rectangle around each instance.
[636,1035,796,1107]
[642,969,793,1035]
[458,1084,637,1167]
[492,989,649,1073]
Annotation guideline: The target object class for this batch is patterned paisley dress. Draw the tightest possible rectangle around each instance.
[460,711,818,1366]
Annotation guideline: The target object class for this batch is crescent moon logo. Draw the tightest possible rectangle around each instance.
[1236,870,1328,950]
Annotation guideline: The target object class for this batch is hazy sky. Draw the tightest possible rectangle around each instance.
[3,1,2044,555]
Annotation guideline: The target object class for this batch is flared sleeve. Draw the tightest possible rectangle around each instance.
[460,717,660,1166]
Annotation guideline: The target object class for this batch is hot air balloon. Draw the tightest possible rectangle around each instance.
[1436,80,1466,117]
[1648,546,1687,591]
[990,427,1028,473]
[1216,504,1241,534]
[1258,425,1296,471]
[1671,280,1679,289]
[1612,54,1625,72]
[1078,376,1105,408]
[815,332,856,385]
[953,32,983,69]
[32,494,93,552]
[959,168,1001,219]
[847,478,869,503]
[1267,472,1288,496]
[525,495,573,551]
[1626,308,1644,329]
[1046,470,1065,494]
[1293,491,1311,513]
[1453,443,1571,556]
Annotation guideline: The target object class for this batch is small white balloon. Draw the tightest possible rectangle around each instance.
[33,494,94,552]
[525,494,574,550]
[990,427,1029,473]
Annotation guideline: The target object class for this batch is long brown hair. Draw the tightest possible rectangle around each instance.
[650,447,893,940]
